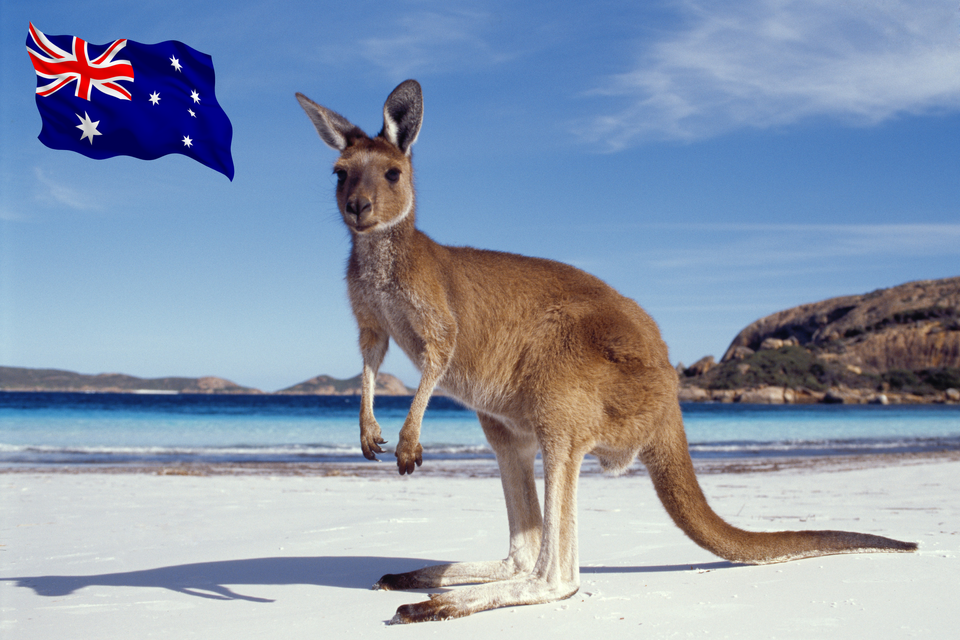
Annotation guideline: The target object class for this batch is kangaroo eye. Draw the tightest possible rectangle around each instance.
[334,169,347,185]
[385,168,401,183]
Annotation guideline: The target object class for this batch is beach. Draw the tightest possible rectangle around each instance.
[2,452,958,638]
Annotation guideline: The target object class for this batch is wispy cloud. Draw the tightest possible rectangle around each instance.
[581,1,960,146]
[33,167,103,212]
[645,222,960,270]
[326,8,514,79]
[0,211,25,222]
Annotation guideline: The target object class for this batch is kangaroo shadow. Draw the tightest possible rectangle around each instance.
[1,556,441,603]
[2,558,740,604]
[581,560,740,574]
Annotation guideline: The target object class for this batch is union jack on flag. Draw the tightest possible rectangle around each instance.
[28,24,134,101]
[26,23,234,180]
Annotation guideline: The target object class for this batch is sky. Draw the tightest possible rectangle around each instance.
[1,0,959,392]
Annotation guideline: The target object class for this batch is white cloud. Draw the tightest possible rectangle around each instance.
[340,9,514,78]
[582,1,960,146]
[33,167,102,212]
[645,222,960,270]
[0,208,28,222]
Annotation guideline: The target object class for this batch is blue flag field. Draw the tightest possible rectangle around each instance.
[26,23,234,180]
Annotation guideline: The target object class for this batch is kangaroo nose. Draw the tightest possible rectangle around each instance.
[346,197,372,223]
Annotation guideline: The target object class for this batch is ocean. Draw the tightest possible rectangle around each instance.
[1,392,958,467]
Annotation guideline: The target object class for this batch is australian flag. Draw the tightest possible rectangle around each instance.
[26,23,234,180]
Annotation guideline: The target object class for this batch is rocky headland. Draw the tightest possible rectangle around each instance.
[677,276,960,404]
[0,366,260,395]
[275,373,413,396]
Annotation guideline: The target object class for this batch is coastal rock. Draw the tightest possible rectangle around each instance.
[710,390,738,403]
[725,346,755,361]
[759,337,785,351]
[758,337,798,351]
[719,276,960,374]
[683,356,716,377]
[822,390,849,404]
[678,386,711,402]
[737,386,786,404]
[786,388,826,404]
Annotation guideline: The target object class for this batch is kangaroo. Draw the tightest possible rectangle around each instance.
[295,80,917,624]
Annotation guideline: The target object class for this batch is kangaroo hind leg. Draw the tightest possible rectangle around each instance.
[388,427,585,623]
[376,413,543,591]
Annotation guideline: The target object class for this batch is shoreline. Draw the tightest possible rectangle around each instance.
[3,449,958,478]
[4,386,959,404]
[678,384,960,405]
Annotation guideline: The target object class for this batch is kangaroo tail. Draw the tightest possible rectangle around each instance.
[640,405,917,564]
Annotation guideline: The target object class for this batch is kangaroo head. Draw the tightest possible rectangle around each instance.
[296,80,423,234]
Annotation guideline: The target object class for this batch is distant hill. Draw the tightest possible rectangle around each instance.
[0,366,417,396]
[0,367,416,396]
[0,366,261,394]
[679,277,960,403]
[277,372,414,396]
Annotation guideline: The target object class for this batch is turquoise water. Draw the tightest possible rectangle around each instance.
[1,392,958,466]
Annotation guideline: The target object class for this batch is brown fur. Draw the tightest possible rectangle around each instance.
[296,80,917,624]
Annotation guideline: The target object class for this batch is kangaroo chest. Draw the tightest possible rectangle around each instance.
[348,244,433,368]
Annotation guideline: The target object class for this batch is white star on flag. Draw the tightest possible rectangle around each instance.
[170,55,181,71]
[182,135,193,148]
[190,90,200,104]
[75,111,101,144]
[149,91,160,105]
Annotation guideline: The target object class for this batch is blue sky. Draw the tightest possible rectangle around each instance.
[2,0,959,392]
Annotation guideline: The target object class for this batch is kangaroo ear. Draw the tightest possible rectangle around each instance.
[381,79,423,155]
[296,92,366,151]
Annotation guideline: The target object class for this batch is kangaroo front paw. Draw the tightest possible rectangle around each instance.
[395,439,423,475]
[360,420,386,460]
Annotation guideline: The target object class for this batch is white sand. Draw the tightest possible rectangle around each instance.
[2,457,958,638]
